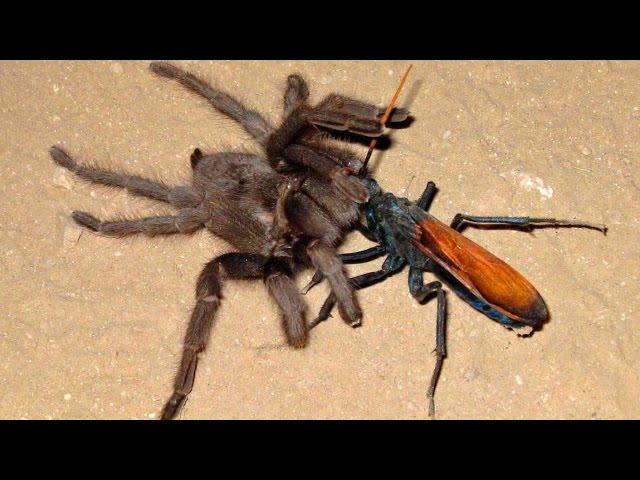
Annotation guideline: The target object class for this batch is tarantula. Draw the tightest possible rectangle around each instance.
[50,62,408,419]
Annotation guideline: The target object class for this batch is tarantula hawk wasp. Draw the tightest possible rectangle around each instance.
[49,62,409,419]
[305,66,608,417]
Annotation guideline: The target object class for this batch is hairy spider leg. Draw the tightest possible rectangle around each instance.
[162,253,306,420]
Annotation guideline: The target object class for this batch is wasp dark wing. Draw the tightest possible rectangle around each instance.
[405,206,548,329]
[378,106,410,123]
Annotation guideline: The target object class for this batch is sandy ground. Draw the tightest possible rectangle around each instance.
[0,60,638,420]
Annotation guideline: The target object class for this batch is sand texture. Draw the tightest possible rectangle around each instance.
[1,60,638,419]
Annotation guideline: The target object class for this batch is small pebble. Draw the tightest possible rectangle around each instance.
[52,166,72,190]
[580,145,592,156]
[442,130,452,140]
[62,222,82,249]
[515,374,523,386]
[463,367,480,382]
[110,62,123,74]
[63,393,71,401]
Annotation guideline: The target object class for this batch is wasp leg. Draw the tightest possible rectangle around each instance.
[341,245,388,264]
[356,221,379,242]
[450,214,607,234]
[429,287,446,418]
[308,255,405,329]
[408,267,441,303]
[301,245,387,295]
[301,270,325,295]
[416,181,437,211]
[408,267,446,417]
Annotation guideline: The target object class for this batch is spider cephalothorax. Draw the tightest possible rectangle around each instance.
[50,62,408,419]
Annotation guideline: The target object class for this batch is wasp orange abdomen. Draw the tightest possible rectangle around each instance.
[414,214,549,329]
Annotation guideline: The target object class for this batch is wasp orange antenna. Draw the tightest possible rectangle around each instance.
[360,64,413,174]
